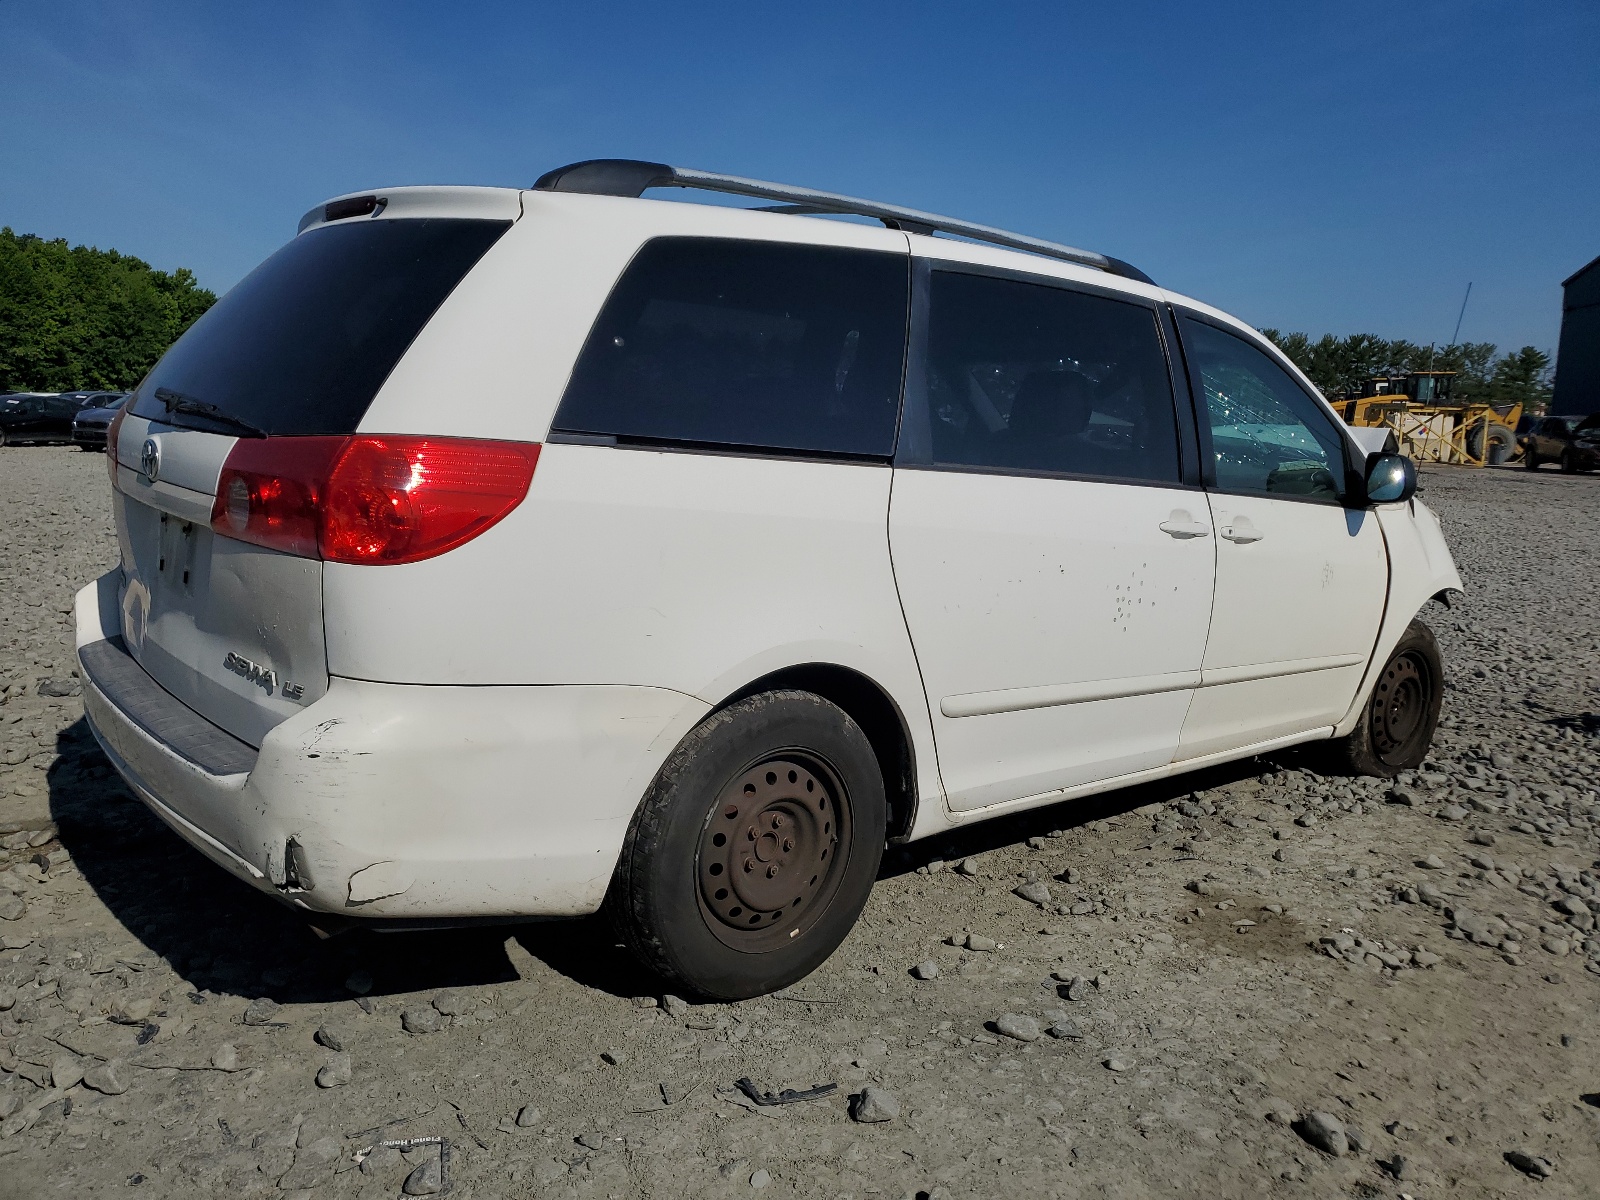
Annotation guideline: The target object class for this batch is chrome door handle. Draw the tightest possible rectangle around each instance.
[1219,518,1263,544]
[1158,510,1211,539]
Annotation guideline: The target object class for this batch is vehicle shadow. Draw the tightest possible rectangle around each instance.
[47,716,659,1004]
[49,713,1294,1005]
[880,754,1281,878]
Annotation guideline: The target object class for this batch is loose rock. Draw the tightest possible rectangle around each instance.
[402,1155,444,1195]
[242,996,282,1026]
[1504,1149,1554,1179]
[1014,881,1052,906]
[50,1052,85,1090]
[994,1013,1041,1042]
[82,1060,130,1095]
[850,1086,900,1122]
[1296,1111,1347,1156]
[402,1006,443,1035]
[315,1052,351,1089]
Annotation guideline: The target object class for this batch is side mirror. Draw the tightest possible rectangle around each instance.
[1363,452,1416,504]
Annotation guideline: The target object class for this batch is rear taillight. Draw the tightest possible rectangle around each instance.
[211,435,540,565]
[105,406,128,486]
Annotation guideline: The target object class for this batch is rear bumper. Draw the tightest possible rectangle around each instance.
[75,572,709,919]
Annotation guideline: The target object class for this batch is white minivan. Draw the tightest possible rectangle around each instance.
[76,160,1462,999]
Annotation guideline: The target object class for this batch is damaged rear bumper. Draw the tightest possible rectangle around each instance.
[74,573,708,920]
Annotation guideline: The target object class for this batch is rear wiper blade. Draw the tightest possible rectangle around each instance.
[154,387,267,439]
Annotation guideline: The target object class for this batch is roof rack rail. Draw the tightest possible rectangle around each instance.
[531,159,1154,286]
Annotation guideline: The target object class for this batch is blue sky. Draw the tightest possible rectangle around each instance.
[4,2,1596,355]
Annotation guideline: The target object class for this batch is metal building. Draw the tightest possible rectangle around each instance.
[1553,254,1600,416]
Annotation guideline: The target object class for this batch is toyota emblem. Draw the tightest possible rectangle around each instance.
[140,438,161,483]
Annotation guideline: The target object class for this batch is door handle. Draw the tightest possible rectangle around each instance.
[1158,510,1211,539]
[1220,517,1264,544]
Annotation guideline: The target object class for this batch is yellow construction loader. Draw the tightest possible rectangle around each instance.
[1328,371,1520,466]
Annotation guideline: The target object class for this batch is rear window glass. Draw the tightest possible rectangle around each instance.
[553,238,909,458]
[129,218,510,436]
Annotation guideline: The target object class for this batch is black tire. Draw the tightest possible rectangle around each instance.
[1484,423,1514,466]
[0,428,7,448]
[1561,449,1578,474]
[1319,620,1443,777]
[1523,449,1540,470]
[607,690,886,1000]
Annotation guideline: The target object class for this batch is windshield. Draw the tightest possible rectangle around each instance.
[129,217,510,437]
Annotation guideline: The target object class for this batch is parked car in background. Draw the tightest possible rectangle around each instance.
[1559,413,1600,473]
[0,392,87,445]
[1520,414,1594,471]
[71,393,130,450]
[76,161,1463,1000]
[59,390,131,408]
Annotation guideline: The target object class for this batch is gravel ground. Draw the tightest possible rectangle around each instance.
[1,446,1597,1199]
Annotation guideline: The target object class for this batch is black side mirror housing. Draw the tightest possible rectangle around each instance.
[1362,452,1417,505]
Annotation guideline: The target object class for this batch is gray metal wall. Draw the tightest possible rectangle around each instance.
[1554,257,1600,416]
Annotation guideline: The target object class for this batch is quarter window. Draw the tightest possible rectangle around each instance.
[903,270,1181,484]
[1179,317,1346,501]
[554,238,910,458]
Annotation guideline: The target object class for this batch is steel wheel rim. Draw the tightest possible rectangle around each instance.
[1371,651,1430,764]
[696,753,851,952]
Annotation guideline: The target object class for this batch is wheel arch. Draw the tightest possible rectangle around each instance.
[1334,503,1464,737]
[715,663,919,843]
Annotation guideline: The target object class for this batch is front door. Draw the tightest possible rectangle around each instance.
[889,267,1215,812]
[1173,314,1388,760]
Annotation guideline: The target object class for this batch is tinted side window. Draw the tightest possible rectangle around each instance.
[903,270,1180,483]
[554,238,909,458]
[1178,316,1346,502]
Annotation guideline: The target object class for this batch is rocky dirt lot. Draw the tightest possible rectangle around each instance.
[0,446,1597,1199]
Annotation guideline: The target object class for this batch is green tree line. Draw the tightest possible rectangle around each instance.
[0,228,216,393]
[1259,328,1553,412]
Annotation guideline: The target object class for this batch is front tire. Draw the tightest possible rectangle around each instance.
[1319,620,1443,777]
[1523,449,1540,470]
[1561,449,1578,474]
[608,690,886,1000]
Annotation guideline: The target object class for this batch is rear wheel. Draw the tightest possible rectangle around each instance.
[1483,422,1514,465]
[1523,449,1540,470]
[1318,620,1443,777]
[608,690,886,1000]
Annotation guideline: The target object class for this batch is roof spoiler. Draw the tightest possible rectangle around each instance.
[532,159,1154,286]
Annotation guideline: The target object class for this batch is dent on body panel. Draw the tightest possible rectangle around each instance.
[214,548,307,671]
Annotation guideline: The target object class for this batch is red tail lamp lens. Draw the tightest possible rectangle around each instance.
[211,436,539,565]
